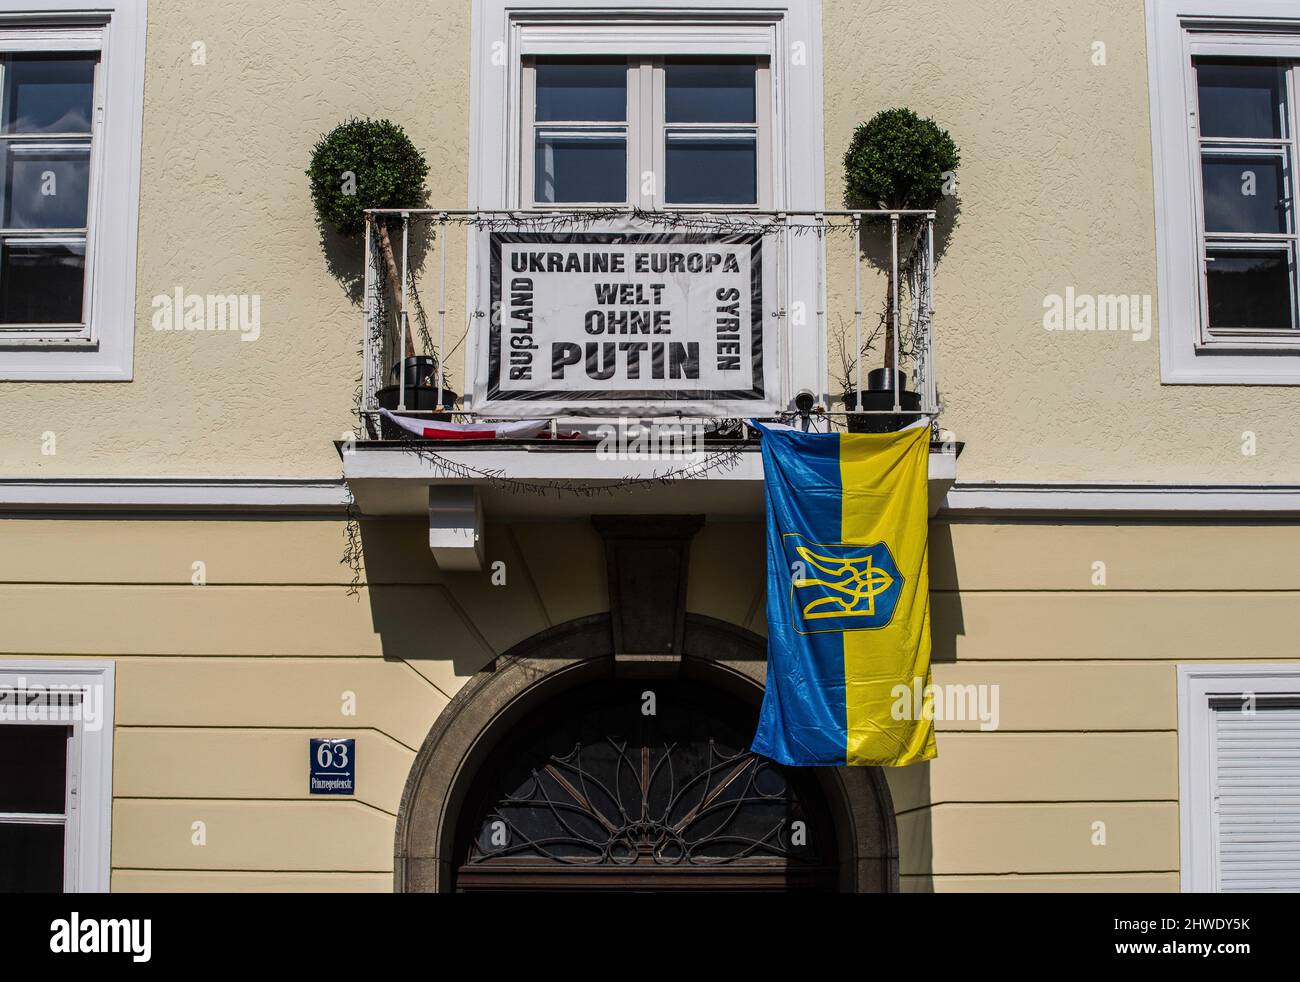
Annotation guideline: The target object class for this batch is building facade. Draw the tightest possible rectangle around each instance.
[2,0,1299,892]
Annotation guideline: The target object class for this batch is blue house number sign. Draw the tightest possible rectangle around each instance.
[309,738,355,795]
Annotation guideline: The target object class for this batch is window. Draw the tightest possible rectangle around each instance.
[664,60,760,206]
[1193,59,1298,338]
[0,722,74,892]
[531,60,629,205]
[523,57,769,208]
[0,1,145,381]
[0,50,99,337]
[1147,0,1300,382]
[0,662,114,893]
[1178,665,1300,892]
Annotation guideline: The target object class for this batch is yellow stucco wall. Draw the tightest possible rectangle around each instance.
[0,1,1295,482]
[1,0,472,479]
[823,0,1299,484]
[8,514,1296,891]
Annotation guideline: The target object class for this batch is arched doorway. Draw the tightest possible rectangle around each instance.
[454,677,837,891]
[394,613,900,892]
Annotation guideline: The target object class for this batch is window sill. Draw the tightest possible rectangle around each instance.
[1162,317,1300,384]
[0,338,99,353]
[1162,361,1300,385]
[1194,337,1300,355]
[0,338,131,381]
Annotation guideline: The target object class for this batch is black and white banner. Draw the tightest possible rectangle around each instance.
[475,230,776,417]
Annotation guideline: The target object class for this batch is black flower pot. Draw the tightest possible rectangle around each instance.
[377,357,458,439]
[844,368,922,433]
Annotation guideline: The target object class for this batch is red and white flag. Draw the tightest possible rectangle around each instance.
[380,410,554,441]
[381,409,730,442]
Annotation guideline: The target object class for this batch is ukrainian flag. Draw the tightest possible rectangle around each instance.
[750,421,936,767]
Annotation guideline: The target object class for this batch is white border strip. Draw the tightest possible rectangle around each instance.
[944,483,1300,515]
[4,476,1300,515]
[0,478,352,512]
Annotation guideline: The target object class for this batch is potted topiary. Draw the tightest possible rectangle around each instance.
[307,118,458,433]
[842,108,959,432]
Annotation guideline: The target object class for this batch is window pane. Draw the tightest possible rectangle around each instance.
[535,62,626,122]
[1,55,97,135]
[534,131,626,203]
[1196,60,1286,140]
[1,145,90,229]
[0,823,64,893]
[1206,248,1294,330]
[0,240,85,324]
[666,62,756,123]
[666,132,757,204]
[1201,153,1290,234]
[0,725,68,813]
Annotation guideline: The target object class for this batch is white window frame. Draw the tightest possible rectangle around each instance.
[468,0,826,412]
[521,56,773,209]
[0,660,114,892]
[0,0,145,381]
[1177,663,1300,892]
[1147,0,1300,383]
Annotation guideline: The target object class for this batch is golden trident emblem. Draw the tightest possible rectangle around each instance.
[793,545,897,621]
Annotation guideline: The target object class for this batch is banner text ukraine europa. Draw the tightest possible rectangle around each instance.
[479,229,778,417]
[751,422,936,767]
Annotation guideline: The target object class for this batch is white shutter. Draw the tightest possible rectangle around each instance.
[1212,700,1300,892]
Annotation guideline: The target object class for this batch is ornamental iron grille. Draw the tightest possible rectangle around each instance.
[455,680,837,890]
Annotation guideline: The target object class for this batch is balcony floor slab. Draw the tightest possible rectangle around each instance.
[341,442,958,519]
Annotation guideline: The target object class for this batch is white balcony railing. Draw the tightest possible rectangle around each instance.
[360,207,939,437]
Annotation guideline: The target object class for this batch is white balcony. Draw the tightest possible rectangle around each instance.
[357,207,940,422]
[343,207,956,558]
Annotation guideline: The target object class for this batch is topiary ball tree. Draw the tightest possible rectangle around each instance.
[843,108,959,375]
[308,117,429,236]
[307,118,430,358]
[843,107,959,211]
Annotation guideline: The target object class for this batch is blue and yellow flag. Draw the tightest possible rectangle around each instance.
[750,422,936,767]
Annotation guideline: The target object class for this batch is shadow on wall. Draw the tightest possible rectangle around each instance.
[319,223,365,307]
[318,216,435,309]
[895,786,934,892]
[890,519,968,890]
[928,520,965,665]
[353,519,497,680]
[878,519,967,891]
[856,192,962,277]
